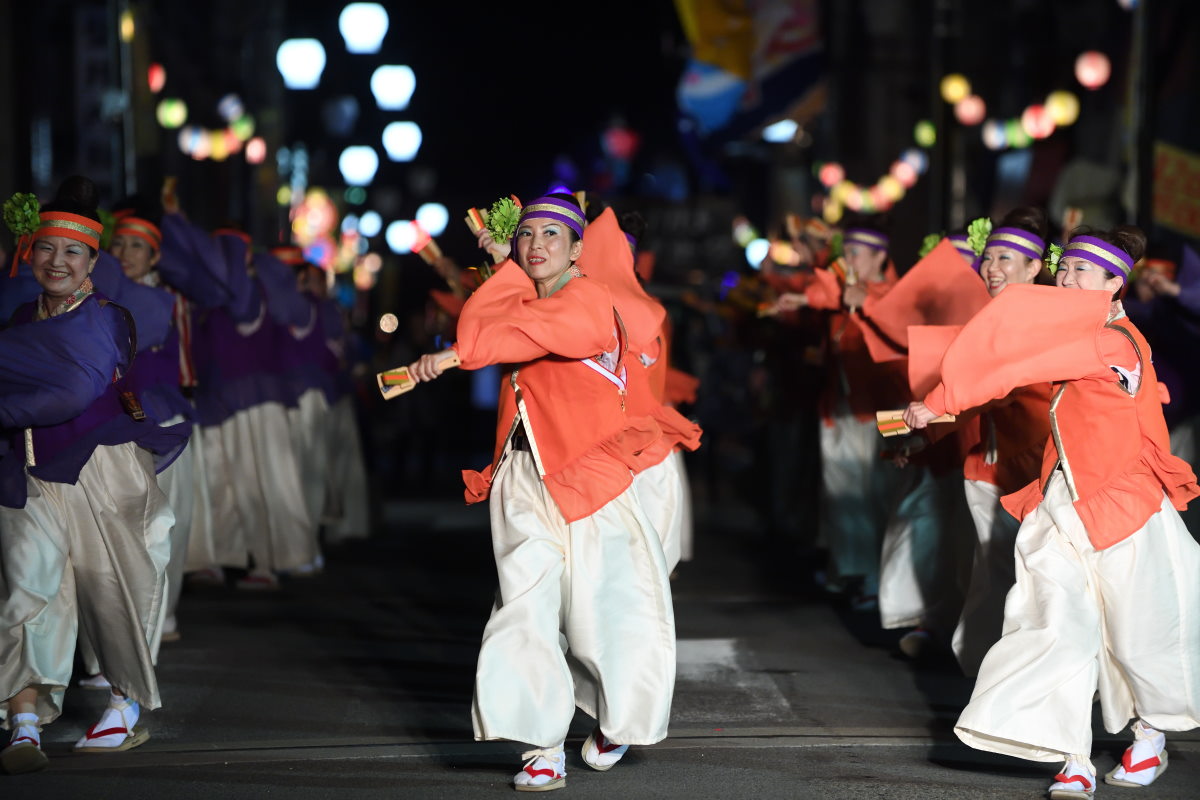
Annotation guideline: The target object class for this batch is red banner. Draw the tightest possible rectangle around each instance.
[1154,141,1200,237]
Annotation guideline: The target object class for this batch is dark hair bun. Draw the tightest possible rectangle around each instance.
[1111,225,1147,263]
[841,211,890,236]
[619,211,647,243]
[546,192,582,211]
[43,175,101,222]
[1070,224,1147,266]
[998,206,1048,241]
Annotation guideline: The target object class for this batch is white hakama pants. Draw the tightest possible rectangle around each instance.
[472,449,676,748]
[632,449,691,573]
[955,472,1200,762]
[820,412,902,593]
[952,479,1021,676]
[0,443,172,726]
[288,387,331,556]
[323,395,370,544]
[207,403,315,573]
[156,422,194,624]
[878,468,970,631]
[200,420,248,569]
[182,412,217,573]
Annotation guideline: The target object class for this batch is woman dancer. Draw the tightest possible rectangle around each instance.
[0,177,185,773]
[905,226,1200,798]
[408,195,675,791]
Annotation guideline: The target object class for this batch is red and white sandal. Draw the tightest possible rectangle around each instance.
[74,697,150,753]
[1049,756,1096,800]
[1,714,48,775]
[582,728,630,771]
[513,745,566,792]
[1105,721,1168,787]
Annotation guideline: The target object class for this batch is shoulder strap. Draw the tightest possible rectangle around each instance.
[1102,320,1143,397]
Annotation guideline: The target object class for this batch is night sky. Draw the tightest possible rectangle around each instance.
[277,1,687,207]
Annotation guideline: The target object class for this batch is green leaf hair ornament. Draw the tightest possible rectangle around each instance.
[918,232,944,259]
[484,197,521,245]
[98,207,117,251]
[4,192,41,278]
[966,217,992,256]
[3,192,40,239]
[830,231,844,260]
[1046,242,1064,275]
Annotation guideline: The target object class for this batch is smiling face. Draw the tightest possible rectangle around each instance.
[110,233,160,281]
[514,217,583,294]
[1055,256,1124,294]
[980,244,1042,297]
[30,235,98,301]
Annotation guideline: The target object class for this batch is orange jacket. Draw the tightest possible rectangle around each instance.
[453,260,659,523]
[908,320,1051,494]
[804,263,907,422]
[924,285,1198,549]
[960,385,1054,494]
[625,334,702,470]
[857,239,991,362]
[577,209,701,467]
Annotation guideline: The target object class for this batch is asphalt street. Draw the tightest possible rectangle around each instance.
[10,498,1198,799]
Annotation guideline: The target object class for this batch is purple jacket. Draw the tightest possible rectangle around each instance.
[0,293,189,508]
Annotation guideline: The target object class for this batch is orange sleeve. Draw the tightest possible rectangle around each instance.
[857,241,989,350]
[907,324,965,399]
[453,261,616,368]
[804,267,841,310]
[923,285,1115,416]
[1097,325,1139,372]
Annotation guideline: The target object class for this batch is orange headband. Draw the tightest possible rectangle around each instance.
[33,211,103,251]
[213,227,252,245]
[114,216,162,251]
[270,245,306,266]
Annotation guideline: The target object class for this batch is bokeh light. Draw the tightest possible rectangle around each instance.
[939,74,971,104]
[914,120,937,148]
[954,94,986,126]
[1075,51,1111,90]
[277,39,326,89]
[1045,91,1080,126]
[339,3,389,54]
[156,98,187,129]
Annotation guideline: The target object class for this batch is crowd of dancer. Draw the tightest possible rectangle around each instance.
[755,205,1200,799]
[1,172,1198,800]
[0,175,370,774]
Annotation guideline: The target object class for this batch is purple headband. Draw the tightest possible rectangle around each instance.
[984,226,1046,261]
[518,195,586,239]
[843,228,889,252]
[1062,235,1134,283]
[624,232,638,251]
[948,233,975,260]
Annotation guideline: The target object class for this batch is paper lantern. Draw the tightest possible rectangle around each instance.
[1045,91,1080,126]
[914,120,937,148]
[954,94,986,126]
[890,160,918,189]
[156,98,187,129]
[940,74,971,104]
[147,63,166,93]
[981,119,1007,150]
[819,162,845,188]
[1075,51,1111,90]
[246,137,267,164]
[1021,105,1055,139]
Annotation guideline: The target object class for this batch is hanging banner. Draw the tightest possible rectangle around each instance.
[1154,141,1200,238]
[675,0,823,138]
